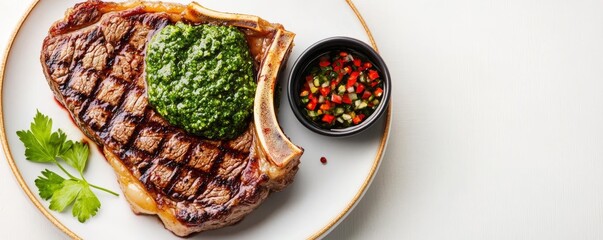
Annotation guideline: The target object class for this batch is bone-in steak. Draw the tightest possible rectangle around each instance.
[40,0,303,236]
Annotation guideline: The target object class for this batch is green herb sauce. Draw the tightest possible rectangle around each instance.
[145,23,256,139]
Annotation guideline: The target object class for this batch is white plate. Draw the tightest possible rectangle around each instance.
[0,0,390,239]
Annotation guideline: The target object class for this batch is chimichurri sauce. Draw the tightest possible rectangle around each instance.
[146,23,256,139]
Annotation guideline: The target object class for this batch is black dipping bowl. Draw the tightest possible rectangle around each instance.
[288,37,391,137]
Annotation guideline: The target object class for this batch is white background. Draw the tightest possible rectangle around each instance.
[2,0,603,239]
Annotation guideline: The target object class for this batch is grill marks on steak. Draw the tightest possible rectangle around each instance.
[41,2,284,233]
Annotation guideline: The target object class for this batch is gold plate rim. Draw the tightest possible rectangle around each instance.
[0,1,391,239]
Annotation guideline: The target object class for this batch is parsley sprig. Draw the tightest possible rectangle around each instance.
[16,111,118,223]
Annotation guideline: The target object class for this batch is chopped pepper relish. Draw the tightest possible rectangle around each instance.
[300,50,384,128]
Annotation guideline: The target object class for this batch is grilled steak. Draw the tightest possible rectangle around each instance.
[40,0,303,236]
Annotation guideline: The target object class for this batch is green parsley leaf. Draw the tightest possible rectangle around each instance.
[16,111,70,163]
[60,141,89,173]
[34,169,65,200]
[49,179,82,212]
[48,179,101,223]
[72,185,100,223]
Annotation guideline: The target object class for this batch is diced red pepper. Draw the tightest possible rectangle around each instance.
[322,114,335,124]
[353,114,366,125]
[362,90,372,100]
[333,65,341,72]
[308,93,316,101]
[319,60,331,67]
[320,101,331,111]
[347,79,357,89]
[342,94,352,104]
[370,81,379,87]
[306,102,317,111]
[347,72,359,87]
[319,87,330,96]
[356,84,365,94]
[368,70,379,80]
[330,81,337,90]
[353,58,361,67]
[374,87,383,97]
[339,51,348,57]
[331,94,342,104]
[363,62,372,68]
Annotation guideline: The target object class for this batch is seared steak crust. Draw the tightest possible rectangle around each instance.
[41,1,302,236]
